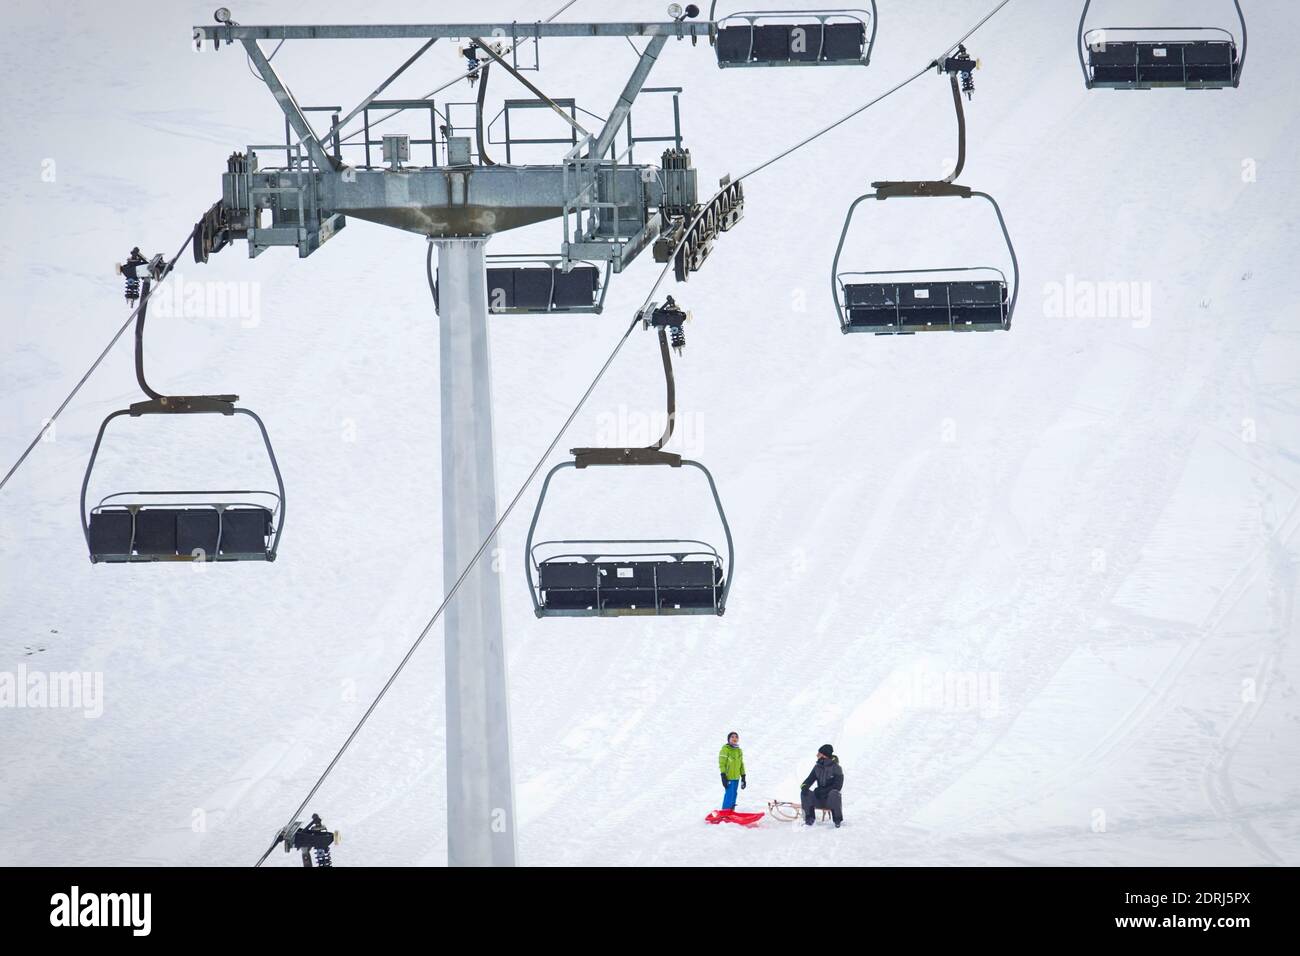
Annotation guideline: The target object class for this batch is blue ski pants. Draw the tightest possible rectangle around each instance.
[722,778,739,810]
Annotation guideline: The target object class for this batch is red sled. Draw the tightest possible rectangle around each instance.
[706,809,764,827]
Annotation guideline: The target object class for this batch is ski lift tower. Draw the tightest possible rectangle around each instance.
[191,7,726,866]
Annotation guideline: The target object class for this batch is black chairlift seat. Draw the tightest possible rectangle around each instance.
[534,543,726,615]
[841,273,1010,334]
[87,495,280,563]
[485,262,607,314]
[434,257,609,315]
[713,5,876,68]
[1077,1,1246,89]
[1086,39,1239,88]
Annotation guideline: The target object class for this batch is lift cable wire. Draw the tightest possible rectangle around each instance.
[0,227,197,494]
[253,0,1017,866]
[739,0,1014,182]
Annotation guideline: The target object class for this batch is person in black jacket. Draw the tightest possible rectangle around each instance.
[800,744,844,827]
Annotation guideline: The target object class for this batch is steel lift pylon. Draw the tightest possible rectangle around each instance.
[189,8,740,867]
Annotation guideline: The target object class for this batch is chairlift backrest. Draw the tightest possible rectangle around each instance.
[87,498,279,563]
[711,5,877,68]
[432,258,609,315]
[1077,0,1246,89]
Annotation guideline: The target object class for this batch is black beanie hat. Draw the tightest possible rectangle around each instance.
[727,731,739,741]
[818,744,834,757]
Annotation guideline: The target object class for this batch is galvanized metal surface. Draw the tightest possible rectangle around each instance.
[322,164,586,236]
[241,39,337,172]
[436,238,517,867]
[197,21,714,42]
[593,34,668,160]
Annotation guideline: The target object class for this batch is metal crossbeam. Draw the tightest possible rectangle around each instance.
[331,38,440,144]
[593,35,668,159]
[471,39,590,140]
[197,21,713,42]
[242,39,338,171]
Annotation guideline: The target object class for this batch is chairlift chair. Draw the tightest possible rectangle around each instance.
[525,300,734,617]
[831,46,1020,335]
[81,262,286,563]
[1078,0,1247,90]
[711,4,877,68]
[432,255,610,315]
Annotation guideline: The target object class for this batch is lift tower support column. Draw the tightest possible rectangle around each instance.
[435,236,517,867]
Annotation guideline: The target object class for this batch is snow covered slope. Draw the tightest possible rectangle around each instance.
[2,0,1298,866]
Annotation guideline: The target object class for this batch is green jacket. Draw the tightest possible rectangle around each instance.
[718,743,746,781]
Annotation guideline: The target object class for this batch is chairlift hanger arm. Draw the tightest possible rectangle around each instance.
[1076,0,1247,89]
[1233,0,1248,82]
[1075,0,1089,84]
[133,279,164,402]
[238,407,288,560]
[970,190,1019,327]
[945,72,966,183]
[571,327,678,466]
[652,328,676,451]
[131,279,238,411]
[870,70,968,193]
[683,458,735,614]
[80,410,130,544]
[476,58,496,166]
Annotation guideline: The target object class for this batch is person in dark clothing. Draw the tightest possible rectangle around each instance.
[800,744,844,827]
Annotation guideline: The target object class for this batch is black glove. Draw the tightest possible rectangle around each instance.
[741,775,747,790]
[721,773,728,788]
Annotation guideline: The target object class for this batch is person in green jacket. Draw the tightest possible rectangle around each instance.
[718,731,747,810]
